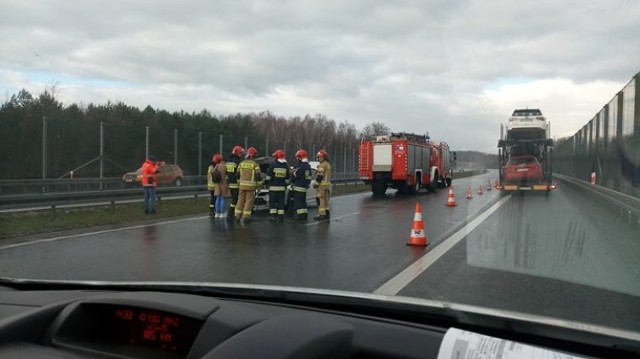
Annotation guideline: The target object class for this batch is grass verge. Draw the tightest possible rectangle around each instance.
[1,183,371,240]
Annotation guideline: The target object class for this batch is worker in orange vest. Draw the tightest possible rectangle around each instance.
[141,155,159,214]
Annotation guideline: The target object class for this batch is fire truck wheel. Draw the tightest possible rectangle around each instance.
[372,181,386,195]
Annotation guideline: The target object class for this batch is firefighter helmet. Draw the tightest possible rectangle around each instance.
[295,149,308,160]
[246,147,258,158]
[272,149,285,160]
[316,149,328,160]
[232,145,245,156]
[212,154,223,164]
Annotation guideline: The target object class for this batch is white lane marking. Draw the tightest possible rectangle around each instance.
[373,195,511,295]
[304,211,360,227]
[0,216,209,251]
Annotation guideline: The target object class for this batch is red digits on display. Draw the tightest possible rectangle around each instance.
[115,308,134,320]
[143,329,156,341]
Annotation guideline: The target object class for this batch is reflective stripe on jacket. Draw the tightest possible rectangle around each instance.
[266,160,290,192]
[226,155,241,189]
[236,159,261,191]
[292,161,311,192]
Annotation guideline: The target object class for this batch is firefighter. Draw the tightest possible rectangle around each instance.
[234,147,261,223]
[265,149,290,222]
[291,149,312,220]
[226,145,244,219]
[141,155,159,214]
[206,154,218,216]
[313,149,332,221]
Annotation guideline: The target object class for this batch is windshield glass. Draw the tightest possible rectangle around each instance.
[0,0,639,337]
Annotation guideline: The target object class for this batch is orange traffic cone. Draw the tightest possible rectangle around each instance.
[445,186,457,207]
[478,184,484,195]
[466,186,473,199]
[486,179,492,191]
[494,178,499,189]
[407,203,429,246]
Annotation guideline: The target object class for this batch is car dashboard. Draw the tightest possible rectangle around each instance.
[0,282,637,359]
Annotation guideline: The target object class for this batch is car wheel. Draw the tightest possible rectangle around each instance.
[174,177,183,186]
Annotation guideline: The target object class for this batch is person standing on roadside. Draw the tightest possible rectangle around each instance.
[213,154,231,218]
[225,145,244,219]
[234,147,261,223]
[265,149,290,222]
[141,155,159,214]
[313,149,332,221]
[206,155,217,217]
[292,149,312,220]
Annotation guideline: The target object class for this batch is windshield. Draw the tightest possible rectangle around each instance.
[0,0,639,338]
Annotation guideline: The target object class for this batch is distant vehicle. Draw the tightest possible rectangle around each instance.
[253,156,318,212]
[503,155,544,183]
[122,162,184,187]
[359,132,455,195]
[499,109,553,191]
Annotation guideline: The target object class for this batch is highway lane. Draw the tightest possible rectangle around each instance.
[394,181,640,332]
[1,171,638,331]
[0,172,500,287]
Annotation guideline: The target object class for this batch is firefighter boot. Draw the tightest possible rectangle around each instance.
[313,214,328,221]
[325,210,330,219]
[209,205,215,217]
[278,214,285,223]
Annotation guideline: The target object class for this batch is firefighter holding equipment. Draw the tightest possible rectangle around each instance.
[266,149,290,222]
[292,149,312,220]
[226,145,244,219]
[313,149,332,221]
[234,147,261,223]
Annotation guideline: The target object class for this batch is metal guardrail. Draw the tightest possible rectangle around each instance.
[0,172,359,195]
[555,174,640,226]
[0,177,363,212]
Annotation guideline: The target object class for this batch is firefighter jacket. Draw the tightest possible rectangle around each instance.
[236,158,261,191]
[292,160,312,192]
[141,159,158,187]
[265,160,290,192]
[206,163,216,191]
[315,160,332,189]
[226,154,241,189]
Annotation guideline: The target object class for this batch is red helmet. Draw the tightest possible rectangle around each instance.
[316,149,328,160]
[246,147,258,158]
[232,145,244,156]
[295,149,308,160]
[272,149,285,160]
[212,154,223,164]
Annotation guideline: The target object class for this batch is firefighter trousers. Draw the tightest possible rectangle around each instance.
[269,189,286,215]
[228,187,239,216]
[235,189,256,219]
[293,191,308,216]
[316,187,330,216]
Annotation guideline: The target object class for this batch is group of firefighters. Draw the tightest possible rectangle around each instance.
[206,145,332,223]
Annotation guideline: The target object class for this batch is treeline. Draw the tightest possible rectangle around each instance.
[455,151,499,169]
[0,89,361,179]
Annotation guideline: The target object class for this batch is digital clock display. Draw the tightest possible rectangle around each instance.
[55,304,204,356]
[110,306,202,352]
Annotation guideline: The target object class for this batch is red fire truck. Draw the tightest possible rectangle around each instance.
[359,132,455,195]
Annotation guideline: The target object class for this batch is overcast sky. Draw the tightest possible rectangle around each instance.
[1,0,639,152]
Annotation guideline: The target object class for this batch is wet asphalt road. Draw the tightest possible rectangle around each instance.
[0,171,639,331]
